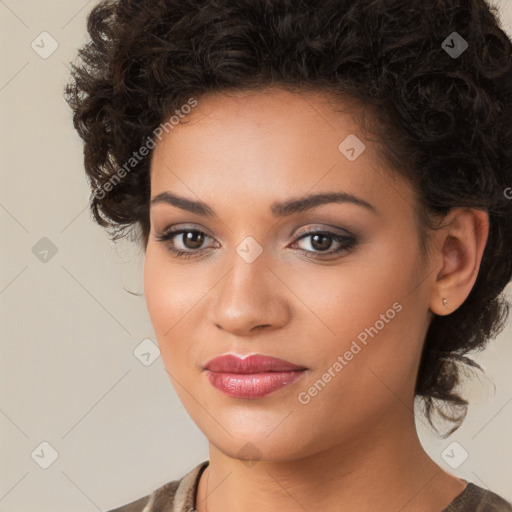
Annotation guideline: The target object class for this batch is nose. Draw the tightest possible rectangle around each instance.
[209,252,292,337]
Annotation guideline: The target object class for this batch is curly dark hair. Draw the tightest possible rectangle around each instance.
[65,0,512,436]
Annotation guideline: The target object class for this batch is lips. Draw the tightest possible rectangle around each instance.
[204,354,307,373]
[203,354,307,399]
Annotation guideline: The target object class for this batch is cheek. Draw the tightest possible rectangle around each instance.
[144,247,204,326]
[286,242,423,392]
[143,250,201,366]
[280,243,413,343]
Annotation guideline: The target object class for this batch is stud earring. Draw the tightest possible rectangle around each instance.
[442,297,448,309]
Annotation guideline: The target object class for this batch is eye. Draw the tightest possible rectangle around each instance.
[155,226,357,260]
[290,229,357,259]
[155,228,217,259]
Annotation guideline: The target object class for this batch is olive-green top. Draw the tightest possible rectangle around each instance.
[105,460,512,512]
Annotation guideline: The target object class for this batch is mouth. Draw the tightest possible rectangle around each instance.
[203,354,308,399]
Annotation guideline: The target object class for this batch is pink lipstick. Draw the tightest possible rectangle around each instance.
[204,354,307,399]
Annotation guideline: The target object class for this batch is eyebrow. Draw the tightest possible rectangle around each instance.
[150,190,377,217]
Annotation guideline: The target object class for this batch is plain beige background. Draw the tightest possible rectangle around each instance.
[0,1,511,511]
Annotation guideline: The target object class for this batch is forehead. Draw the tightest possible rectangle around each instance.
[149,87,413,216]
[152,88,364,160]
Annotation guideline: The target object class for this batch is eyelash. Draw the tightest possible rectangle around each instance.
[154,227,357,260]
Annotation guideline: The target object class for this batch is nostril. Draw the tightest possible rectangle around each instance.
[252,324,270,331]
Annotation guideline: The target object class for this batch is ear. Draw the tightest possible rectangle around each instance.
[429,208,489,316]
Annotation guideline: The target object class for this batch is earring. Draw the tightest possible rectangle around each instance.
[442,297,448,309]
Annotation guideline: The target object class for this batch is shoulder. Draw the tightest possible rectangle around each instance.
[444,482,512,512]
[104,460,209,512]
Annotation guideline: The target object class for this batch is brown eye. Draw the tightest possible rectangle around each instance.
[181,230,205,249]
[291,230,357,259]
[309,233,334,251]
[155,228,216,259]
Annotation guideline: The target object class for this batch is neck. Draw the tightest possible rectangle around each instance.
[196,407,466,512]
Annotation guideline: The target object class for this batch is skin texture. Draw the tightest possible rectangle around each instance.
[143,88,489,512]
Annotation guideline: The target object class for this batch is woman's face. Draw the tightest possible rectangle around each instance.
[144,88,435,461]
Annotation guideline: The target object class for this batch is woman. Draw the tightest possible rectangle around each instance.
[65,0,512,510]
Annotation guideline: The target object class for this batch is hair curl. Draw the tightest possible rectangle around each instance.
[65,0,512,436]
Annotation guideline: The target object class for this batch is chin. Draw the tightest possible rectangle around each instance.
[201,415,318,459]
